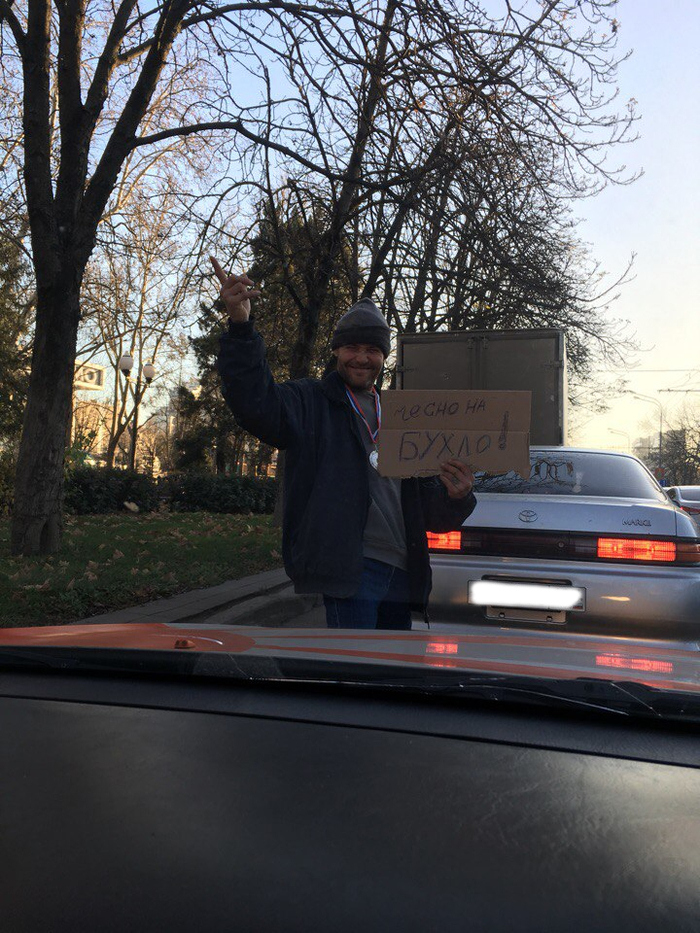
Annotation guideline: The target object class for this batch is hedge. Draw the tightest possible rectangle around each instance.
[0,463,277,516]
[64,467,162,514]
[160,472,277,514]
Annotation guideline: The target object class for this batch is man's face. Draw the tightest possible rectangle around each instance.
[333,344,384,391]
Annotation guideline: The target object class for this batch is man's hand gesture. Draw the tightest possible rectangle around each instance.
[211,256,261,322]
[439,459,475,500]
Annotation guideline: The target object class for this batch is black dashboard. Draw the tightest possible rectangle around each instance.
[2,670,700,932]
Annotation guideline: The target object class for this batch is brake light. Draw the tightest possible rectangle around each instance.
[426,642,459,655]
[597,538,676,562]
[682,505,700,515]
[596,654,674,675]
[427,531,461,550]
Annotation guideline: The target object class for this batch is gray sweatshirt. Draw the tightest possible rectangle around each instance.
[353,389,408,570]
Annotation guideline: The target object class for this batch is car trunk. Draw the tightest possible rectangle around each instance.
[465,494,679,537]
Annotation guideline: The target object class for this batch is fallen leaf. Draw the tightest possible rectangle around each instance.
[23,580,50,591]
[112,549,124,560]
[66,578,75,590]
[87,560,99,571]
[130,567,139,576]
[84,572,97,581]
[271,550,281,559]
[124,501,140,512]
[98,543,106,551]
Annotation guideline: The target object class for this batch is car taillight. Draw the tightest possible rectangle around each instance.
[597,538,676,562]
[427,531,462,551]
[674,542,700,564]
[595,654,674,674]
[682,505,700,515]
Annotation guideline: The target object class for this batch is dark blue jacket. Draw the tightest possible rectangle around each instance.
[217,320,476,613]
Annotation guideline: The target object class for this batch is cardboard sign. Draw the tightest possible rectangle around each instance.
[378,390,531,479]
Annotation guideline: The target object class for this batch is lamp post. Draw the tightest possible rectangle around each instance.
[608,428,630,452]
[118,355,155,470]
[627,392,663,469]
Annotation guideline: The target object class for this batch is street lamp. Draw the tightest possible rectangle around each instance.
[627,392,663,469]
[118,353,134,378]
[608,428,630,452]
[118,357,156,470]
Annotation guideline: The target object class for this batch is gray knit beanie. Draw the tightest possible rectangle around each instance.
[331,298,391,357]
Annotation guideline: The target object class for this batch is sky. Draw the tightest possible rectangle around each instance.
[571,0,700,451]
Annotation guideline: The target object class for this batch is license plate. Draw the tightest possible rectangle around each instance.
[469,580,585,612]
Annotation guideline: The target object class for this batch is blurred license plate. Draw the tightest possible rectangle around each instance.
[469,580,585,612]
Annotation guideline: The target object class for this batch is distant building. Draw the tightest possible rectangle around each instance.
[70,399,112,461]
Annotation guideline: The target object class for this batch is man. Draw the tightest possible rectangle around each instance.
[213,258,476,629]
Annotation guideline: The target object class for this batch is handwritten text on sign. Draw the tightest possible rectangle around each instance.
[378,390,531,478]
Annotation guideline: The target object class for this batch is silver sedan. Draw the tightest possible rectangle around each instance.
[428,448,700,638]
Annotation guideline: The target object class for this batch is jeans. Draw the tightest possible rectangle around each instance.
[324,557,412,630]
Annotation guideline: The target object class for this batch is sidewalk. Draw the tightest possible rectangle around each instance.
[73,567,323,628]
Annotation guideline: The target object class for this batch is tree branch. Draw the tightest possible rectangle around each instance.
[117,1,374,62]
[0,0,26,53]
[132,119,351,182]
[84,0,140,128]
[79,0,192,262]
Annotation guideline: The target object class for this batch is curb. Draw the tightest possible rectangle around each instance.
[72,567,302,626]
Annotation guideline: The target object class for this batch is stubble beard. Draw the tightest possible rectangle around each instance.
[340,364,377,393]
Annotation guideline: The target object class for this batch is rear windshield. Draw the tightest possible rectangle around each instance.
[679,487,700,501]
[474,452,667,500]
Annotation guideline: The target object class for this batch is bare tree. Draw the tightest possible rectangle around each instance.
[0,0,636,554]
[78,193,195,468]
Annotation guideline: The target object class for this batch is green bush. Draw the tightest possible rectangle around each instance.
[160,472,277,514]
[64,467,160,514]
[61,467,277,515]
[0,463,277,517]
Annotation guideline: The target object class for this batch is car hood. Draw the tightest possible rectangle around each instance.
[1,622,699,693]
[466,494,689,536]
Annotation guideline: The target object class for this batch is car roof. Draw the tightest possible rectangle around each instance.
[529,446,640,460]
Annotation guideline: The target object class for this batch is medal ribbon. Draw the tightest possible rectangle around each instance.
[345,386,381,444]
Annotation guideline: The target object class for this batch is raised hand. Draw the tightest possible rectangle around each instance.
[210,256,261,322]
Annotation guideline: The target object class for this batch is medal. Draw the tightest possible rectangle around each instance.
[346,387,382,472]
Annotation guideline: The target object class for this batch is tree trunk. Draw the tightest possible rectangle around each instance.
[10,282,80,555]
[215,433,226,474]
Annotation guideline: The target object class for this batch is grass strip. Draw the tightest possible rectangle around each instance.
[0,512,282,628]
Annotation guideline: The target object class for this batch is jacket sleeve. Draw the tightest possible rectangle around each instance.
[418,476,477,533]
[216,319,305,450]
